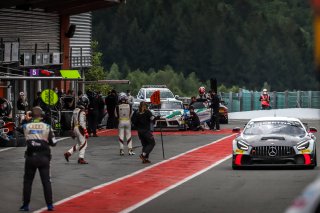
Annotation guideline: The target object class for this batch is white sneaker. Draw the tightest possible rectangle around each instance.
[120,149,125,156]
[128,149,135,155]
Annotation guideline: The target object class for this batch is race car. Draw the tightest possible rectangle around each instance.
[232,117,317,169]
[189,101,229,124]
[151,101,185,130]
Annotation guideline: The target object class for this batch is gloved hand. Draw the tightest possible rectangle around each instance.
[71,132,76,139]
[84,128,89,139]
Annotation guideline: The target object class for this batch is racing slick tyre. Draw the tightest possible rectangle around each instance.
[232,162,241,170]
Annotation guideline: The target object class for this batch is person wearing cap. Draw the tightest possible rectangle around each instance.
[19,107,57,212]
[259,89,271,110]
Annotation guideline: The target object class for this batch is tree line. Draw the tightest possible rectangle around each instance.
[92,0,319,91]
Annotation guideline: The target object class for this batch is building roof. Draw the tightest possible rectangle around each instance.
[0,0,124,15]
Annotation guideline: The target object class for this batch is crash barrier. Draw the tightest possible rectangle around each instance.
[220,90,320,112]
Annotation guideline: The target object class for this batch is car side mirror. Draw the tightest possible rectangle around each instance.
[232,127,241,133]
[309,127,317,133]
[175,95,179,99]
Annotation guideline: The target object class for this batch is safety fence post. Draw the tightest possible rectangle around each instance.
[296,91,301,108]
[308,91,312,108]
[284,91,288,108]
[272,91,277,109]
[239,89,243,112]
[229,91,233,112]
[250,91,254,111]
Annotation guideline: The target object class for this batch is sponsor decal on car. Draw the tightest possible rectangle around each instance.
[301,149,311,154]
[235,149,244,154]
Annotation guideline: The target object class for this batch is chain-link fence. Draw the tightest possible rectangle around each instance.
[220,90,320,112]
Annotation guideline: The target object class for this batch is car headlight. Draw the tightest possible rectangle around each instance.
[237,140,249,151]
[297,140,310,150]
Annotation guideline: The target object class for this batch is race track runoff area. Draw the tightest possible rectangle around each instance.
[1,119,319,213]
[0,128,235,213]
[36,131,236,213]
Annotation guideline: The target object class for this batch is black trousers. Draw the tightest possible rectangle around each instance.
[23,155,52,205]
[88,110,98,134]
[210,112,220,130]
[138,130,155,159]
[107,110,116,129]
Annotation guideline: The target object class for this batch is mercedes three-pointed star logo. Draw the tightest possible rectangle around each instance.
[268,146,277,157]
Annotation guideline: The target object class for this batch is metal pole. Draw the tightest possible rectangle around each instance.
[159,104,165,159]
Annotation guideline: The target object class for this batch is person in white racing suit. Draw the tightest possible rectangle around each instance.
[64,96,90,164]
[115,93,134,156]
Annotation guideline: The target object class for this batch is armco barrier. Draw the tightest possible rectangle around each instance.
[220,90,320,113]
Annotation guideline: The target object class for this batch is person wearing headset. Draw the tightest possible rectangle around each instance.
[19,106,57,212]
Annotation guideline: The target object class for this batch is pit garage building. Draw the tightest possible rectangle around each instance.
[0,0,124,104]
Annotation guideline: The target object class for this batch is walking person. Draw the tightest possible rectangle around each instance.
[64,96,90,164]
[115,93,135,156]
[19,107,57,211]
[132,102,156,164]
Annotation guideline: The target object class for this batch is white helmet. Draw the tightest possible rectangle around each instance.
[119,92,128,102]
[263,88,268,92]
[19,91,24,96]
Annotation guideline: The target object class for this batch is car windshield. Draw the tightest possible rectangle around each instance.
[243,121,306,136]
[146,90,174,99]
[161,102,183,109]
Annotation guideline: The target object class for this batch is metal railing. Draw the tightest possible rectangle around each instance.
[220,90,320,112]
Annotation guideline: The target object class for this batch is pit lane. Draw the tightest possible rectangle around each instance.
[0,120,318,213]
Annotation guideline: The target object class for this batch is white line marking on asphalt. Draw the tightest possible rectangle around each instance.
[0,147,15,152]
[121,155,232,213]
[34,134,236,213]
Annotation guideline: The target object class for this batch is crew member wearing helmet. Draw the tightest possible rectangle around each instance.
[64,96,89,164]
[259,89,271,110]
[20,107,57,211]
[115,93,134,156]
[196,86,208,102]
